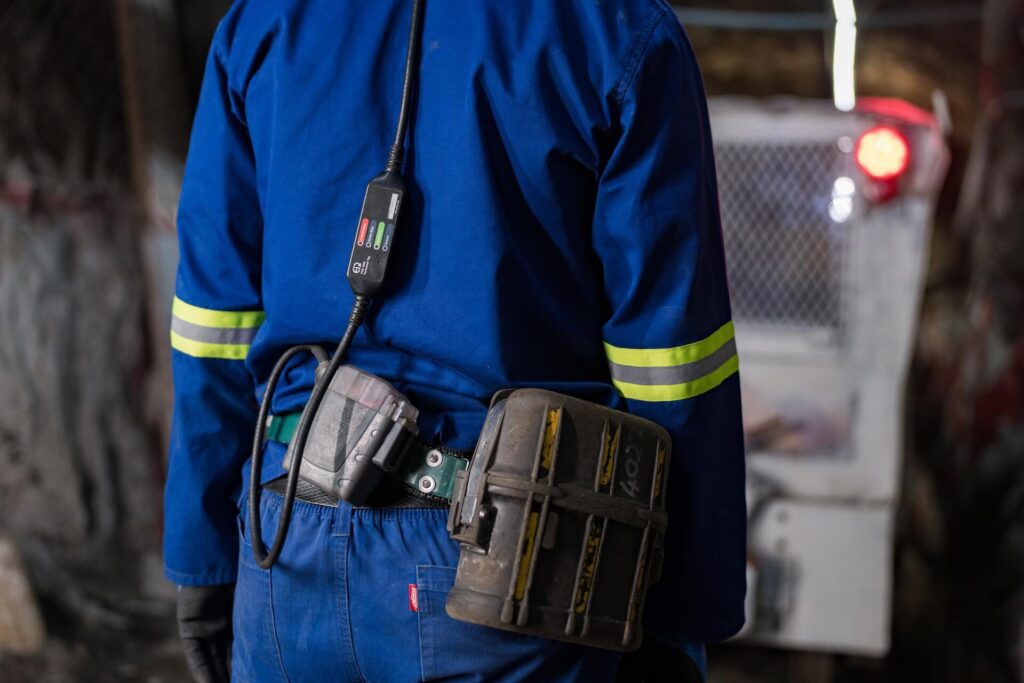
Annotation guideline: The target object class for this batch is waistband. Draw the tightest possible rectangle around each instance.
[265,411,470,509]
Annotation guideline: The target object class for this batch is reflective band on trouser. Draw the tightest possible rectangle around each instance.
[170,296,265,360]
[604,321,739,402]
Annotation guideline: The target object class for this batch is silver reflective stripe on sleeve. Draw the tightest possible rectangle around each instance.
[604,322,740,402]
[170,296,265,360]
[170,317,260,346]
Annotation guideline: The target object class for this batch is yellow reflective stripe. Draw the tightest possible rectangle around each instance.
[603,321,735,368]
[170,330,251,360]
[612,354,739,402]
[172,296,265,329]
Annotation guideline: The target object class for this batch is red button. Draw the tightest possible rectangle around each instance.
[357,218,369,246]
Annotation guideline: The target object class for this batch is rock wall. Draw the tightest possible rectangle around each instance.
[0,195,159,574]
[0,2,171,675]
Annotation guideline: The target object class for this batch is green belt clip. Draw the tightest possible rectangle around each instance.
[265,412,467,501]
[394,444,468,501]
[266,412,301,445]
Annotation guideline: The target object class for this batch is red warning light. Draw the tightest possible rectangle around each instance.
[855,126,910,181]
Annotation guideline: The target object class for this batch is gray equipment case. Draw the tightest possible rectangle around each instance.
[446,389,671,651]
[282,365,419,505]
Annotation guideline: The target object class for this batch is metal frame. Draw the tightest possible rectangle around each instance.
[709,97,946,655]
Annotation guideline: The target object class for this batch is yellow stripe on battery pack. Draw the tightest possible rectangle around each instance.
[573,520,604,614]
[599,425,620,488]
[514,512,540,600]
[539,409,561,471]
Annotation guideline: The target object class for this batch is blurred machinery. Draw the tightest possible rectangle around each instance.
[709,96,949,656]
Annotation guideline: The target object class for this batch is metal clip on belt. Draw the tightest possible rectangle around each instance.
[265,411,468,508]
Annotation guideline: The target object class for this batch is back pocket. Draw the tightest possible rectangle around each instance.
[415,565,618,682]
[232,505,290,683]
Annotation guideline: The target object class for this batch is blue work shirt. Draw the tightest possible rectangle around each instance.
[165,0,746,644]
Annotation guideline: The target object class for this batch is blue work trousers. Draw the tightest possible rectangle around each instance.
[232,487,621,682]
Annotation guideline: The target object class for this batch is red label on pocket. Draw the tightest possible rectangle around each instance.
[408,583,419,612]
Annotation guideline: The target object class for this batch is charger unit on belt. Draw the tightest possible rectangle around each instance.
[283,365,419,504]
[249,0,427,569]
[445,389,671,652]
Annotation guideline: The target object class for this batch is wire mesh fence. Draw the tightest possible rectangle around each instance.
[715,140,852,341]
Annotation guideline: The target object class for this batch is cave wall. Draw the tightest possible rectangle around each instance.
[0,0,168,640]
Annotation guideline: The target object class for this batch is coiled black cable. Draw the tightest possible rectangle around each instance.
[249,297,368,568]
[248,0,424,568]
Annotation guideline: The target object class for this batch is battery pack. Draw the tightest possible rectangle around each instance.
[282,365,419,505]
[446,389,671,651]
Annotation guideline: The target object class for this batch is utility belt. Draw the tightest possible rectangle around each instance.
[264,410,467,509]
[260,364,671,652]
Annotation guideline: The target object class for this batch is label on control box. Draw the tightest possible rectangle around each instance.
[347,173,406,297]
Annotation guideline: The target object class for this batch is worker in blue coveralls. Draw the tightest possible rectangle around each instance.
[165,0,745,681]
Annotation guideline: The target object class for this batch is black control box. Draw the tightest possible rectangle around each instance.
[347,171,406,296]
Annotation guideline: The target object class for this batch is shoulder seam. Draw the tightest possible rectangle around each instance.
[211,38,228,68]
[612,4,670,107]
[208,32,252,129]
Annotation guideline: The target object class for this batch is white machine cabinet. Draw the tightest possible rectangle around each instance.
[709,97,948,655]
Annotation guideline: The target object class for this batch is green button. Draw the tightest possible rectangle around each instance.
[374,221,385,249]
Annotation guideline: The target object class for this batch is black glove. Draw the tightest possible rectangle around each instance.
[177,583,235,683]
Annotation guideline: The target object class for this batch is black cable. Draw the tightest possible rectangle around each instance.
[247,344,320,566]
[249,298,368,568]
[249,0,424,569]
[386,0,425,174]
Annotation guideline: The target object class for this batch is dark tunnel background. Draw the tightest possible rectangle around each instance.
[0,1,1021,681]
